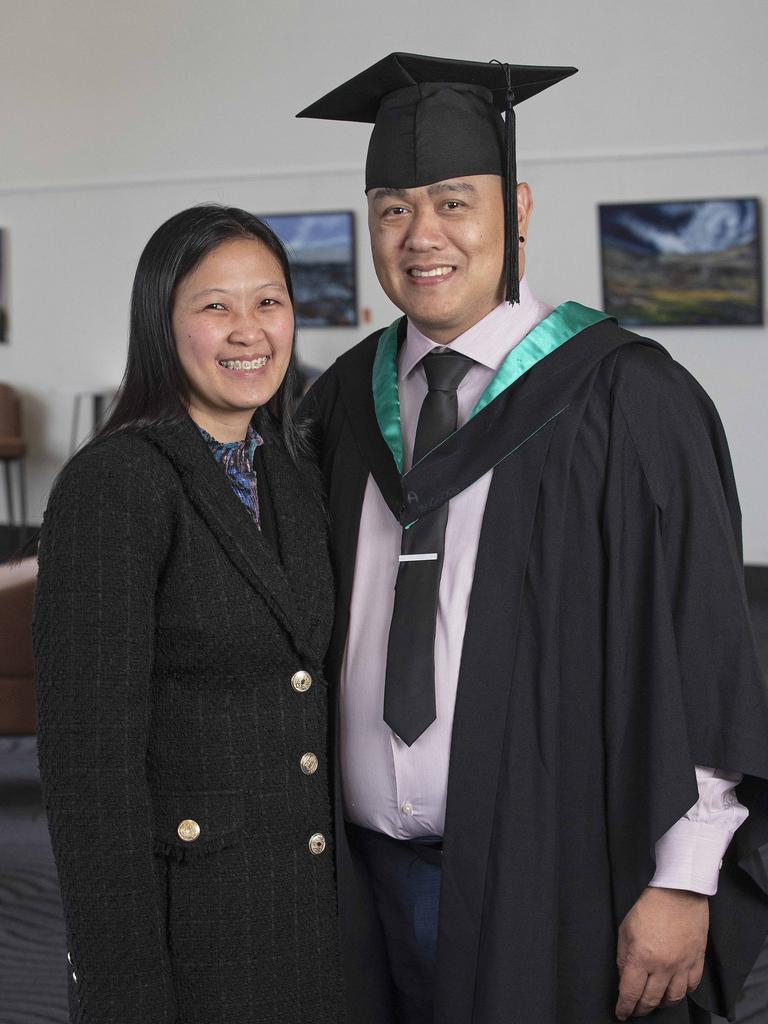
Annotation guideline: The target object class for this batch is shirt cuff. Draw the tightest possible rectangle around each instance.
[649,818,734,896]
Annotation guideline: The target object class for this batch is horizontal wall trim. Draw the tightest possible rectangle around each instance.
[0,142,766,197]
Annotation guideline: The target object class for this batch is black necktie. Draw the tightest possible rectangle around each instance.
[384,349,474,745]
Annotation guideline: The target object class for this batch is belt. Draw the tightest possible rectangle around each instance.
[347,822,444,867]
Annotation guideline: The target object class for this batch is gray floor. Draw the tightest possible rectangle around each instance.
[0,737,66,1023]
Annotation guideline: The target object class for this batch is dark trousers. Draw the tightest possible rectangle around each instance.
[348,824,442,1024]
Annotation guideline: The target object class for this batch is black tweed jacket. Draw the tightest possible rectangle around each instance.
[33,412,344,1024]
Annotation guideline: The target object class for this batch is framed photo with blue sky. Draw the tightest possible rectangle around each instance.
[261,211,357,328]
[599,198,762,327]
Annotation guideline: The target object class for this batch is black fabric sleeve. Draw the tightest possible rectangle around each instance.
[33,438,179,1024]
[297,364,340,456]
[604,345,768,1020]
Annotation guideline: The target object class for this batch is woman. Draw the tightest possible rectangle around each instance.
[33,206,344,1024]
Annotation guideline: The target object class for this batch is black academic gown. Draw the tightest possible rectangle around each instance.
[301,315,768,1024]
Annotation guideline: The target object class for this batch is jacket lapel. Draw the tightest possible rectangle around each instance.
[334,328,403,521]
[144,416,320,662]
[258,419,335,662]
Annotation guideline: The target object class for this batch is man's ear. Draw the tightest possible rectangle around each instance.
[516,182,533,240]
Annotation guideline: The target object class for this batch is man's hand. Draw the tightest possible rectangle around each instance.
[615,886,708,1020]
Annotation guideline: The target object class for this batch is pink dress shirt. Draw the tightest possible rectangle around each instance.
[340,278,747,895]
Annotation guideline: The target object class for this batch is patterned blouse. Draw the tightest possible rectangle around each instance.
[198,424,264,527]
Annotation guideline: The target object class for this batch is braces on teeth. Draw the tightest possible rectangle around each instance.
[219,357,269,371]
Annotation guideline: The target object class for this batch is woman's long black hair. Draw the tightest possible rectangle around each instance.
[95,204,306,459]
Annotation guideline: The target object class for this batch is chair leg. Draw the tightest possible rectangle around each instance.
[18,458,28,540]
[3,460,14,526]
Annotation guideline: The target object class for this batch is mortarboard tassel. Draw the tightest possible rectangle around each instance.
[492,60,520,304]
[503,66,519,304]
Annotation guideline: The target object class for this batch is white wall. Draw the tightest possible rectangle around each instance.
[1,0,767,558]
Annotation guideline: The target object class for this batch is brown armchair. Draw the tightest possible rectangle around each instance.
[0,556,37,734]
[0,382,27,527]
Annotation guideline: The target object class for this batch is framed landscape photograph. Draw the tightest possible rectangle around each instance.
[261,211,357,327]
[599,198,763,327]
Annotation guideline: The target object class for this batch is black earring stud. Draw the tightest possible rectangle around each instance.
[519,235,526,243]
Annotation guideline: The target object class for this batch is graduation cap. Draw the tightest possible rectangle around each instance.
[297,53,577,304]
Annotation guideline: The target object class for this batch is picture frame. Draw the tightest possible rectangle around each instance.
[599,198,763,327]
[261,211,357,328]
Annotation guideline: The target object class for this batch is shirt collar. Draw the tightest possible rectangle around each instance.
[399,276,552,382]
[198,422,263,465]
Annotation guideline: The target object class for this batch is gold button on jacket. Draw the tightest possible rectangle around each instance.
[300,752,319,775]
[177,819,201,843]
[308,832,326,855]
[291,670,313,693]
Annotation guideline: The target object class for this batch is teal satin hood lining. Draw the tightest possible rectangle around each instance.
[372,322,406,474]
[372,302,612,475]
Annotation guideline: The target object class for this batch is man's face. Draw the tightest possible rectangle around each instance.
[367,174,513,344]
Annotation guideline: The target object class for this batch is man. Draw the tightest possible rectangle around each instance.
[297,54,768,1024]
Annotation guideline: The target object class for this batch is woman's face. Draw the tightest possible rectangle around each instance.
[172,237,294,439]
